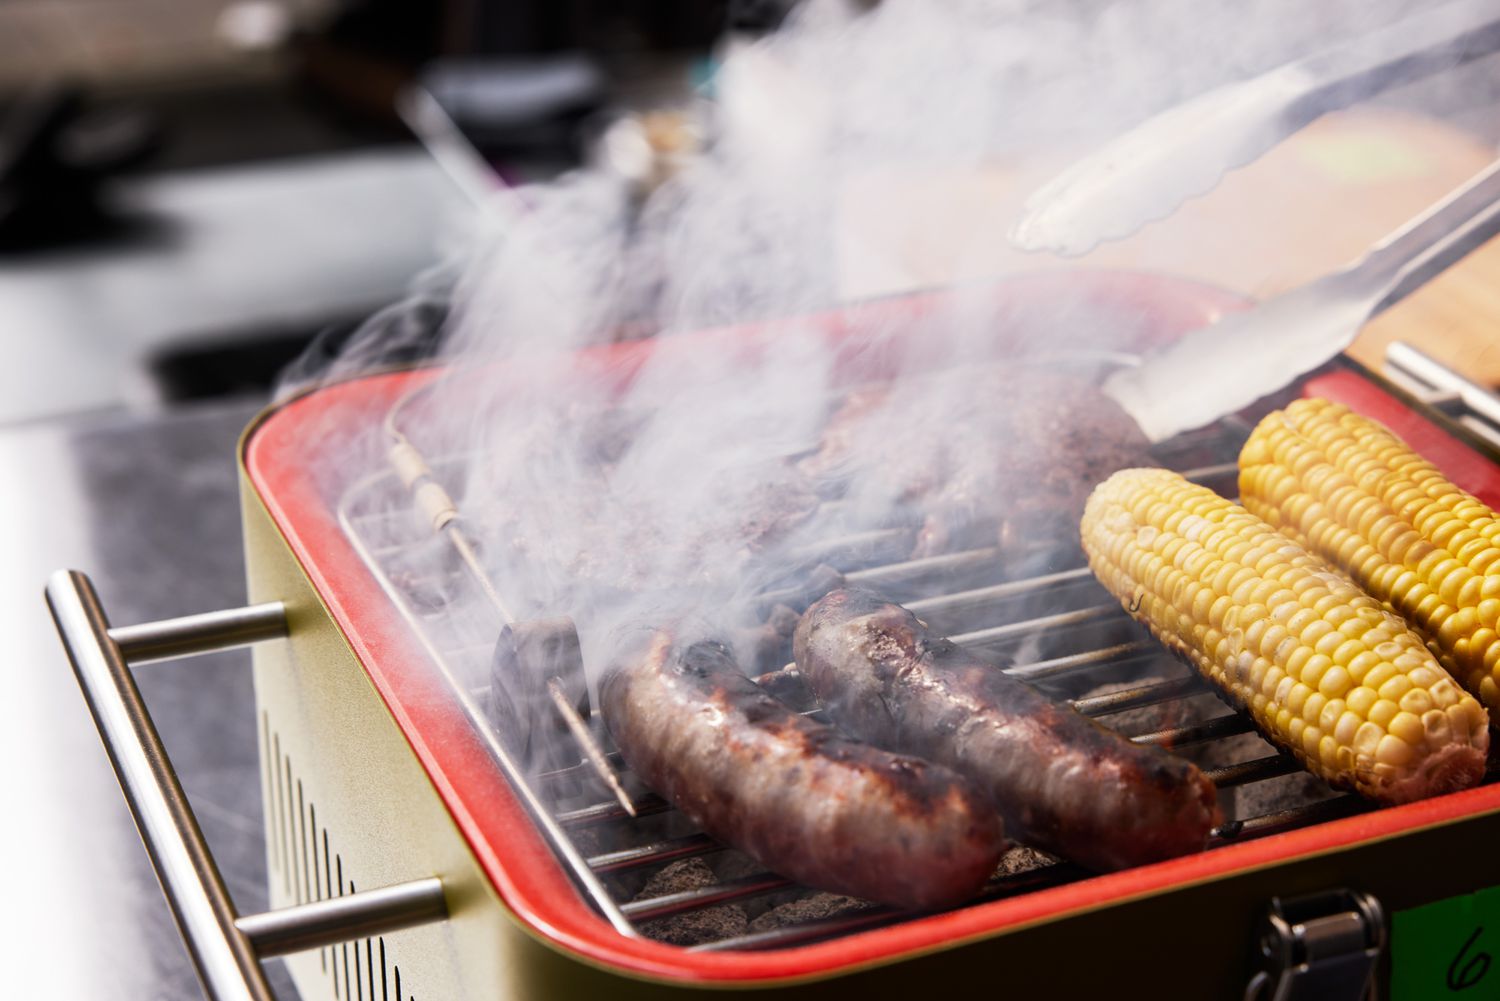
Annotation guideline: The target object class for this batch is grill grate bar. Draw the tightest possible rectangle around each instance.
[688,904,895,954]
[1202,754,1305,789]
[621,872,796,922]
[1213,795,1364,840]
[1180,460,1239,484]
[1071,675,1206,717]
[537,752,628,790]
[905,567,1096,617]
[1131,713,1256,748]
[587,834,720,873]
[950,603,1120,649]
[557,793,671,828]
[689,862,1089,953]
[1007,641,1157,682]
[846,545,1002,590]
[784,527,914,568]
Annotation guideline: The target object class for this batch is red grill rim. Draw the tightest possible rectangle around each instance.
[241,270,1500,984]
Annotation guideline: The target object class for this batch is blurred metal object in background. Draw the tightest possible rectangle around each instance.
[300,0,730,145]
[594,107,704,198]
[417,55,606,160]
[0,83,161,252]
[216,1,298,54]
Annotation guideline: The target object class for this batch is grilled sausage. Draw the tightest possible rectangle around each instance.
[600,633,1005,910]
[794,588,1221,870]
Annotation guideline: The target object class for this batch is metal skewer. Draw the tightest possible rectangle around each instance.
[547,678,637,817]
[384,380,635,815]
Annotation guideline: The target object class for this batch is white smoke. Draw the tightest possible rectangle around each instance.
[283,0,1460,721]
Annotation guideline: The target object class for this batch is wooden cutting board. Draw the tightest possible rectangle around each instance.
[836,107,1500,387]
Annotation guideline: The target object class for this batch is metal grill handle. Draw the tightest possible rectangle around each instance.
[1383,341,1500,445]
[45,569,449,1001]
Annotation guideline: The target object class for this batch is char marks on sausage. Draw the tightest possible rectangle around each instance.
[794,588,1221,871]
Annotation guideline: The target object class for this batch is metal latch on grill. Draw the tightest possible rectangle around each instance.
[1245,889,1386,1001]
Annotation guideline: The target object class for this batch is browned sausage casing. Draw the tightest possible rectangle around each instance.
[600,633,1005,910]
[794,588,1220,871]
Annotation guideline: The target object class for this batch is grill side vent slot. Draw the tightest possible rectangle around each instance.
[261,710,419,1000]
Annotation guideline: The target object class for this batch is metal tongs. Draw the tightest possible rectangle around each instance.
[1012,0,1500,256]
[1105,156,1500,443]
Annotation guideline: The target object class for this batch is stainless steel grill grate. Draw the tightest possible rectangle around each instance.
[336,411,1386,953]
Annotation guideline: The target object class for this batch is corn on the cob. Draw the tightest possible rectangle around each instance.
[1241,397,1500,713]
[1081,467,1488,804]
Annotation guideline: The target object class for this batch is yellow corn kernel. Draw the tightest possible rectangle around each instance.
[1242,398,1500,711]
[1082,468,1488,805]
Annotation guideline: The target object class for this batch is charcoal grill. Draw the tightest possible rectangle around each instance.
[46,271,1500,1000]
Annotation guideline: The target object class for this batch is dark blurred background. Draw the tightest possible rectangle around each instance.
[0,0,799,422]
[5,0,1498,424]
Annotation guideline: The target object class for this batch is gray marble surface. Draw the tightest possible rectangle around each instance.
[2,398,299,999]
